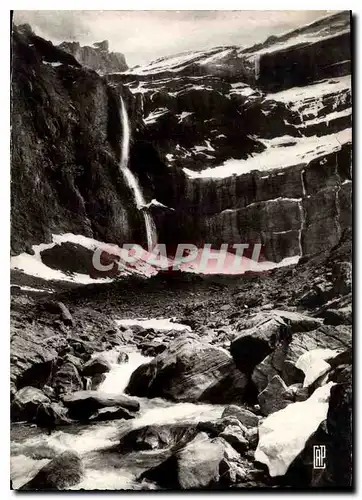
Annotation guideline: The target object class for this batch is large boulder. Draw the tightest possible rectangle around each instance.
[62,390,139,420]
[19,451,84,490]
[11,386,50,422]
[126,335,248,403]
[141,432,246,489]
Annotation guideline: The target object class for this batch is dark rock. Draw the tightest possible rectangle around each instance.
[42,301,74,326]
[257,375,295,416]
[126,335,248,403]
[82,356,111,377]
[63,353,83,372]
[89,373,106,390]
[219,425,249,453]
[120,423,198,451]
[35,401,72,428]
[221,405,259,428]
[322,306,352,325]
[11,386,50,422]
[52,362,83,395]
[140,341,167,357]
[63,390,139,419]
[89,406,136,422]
[230,315,284,373]
[117,352,129,363]
[19,451,84,490]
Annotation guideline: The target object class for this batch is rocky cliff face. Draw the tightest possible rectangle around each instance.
[11,11,352,264]
[111,10,351,262]
[58,40,128,74]
[11,26,145,255]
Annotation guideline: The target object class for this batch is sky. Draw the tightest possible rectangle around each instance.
[13,10,339,67]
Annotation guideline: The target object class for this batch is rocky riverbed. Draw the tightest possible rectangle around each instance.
[10,228,352,490]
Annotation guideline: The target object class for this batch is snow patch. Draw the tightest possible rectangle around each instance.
[115,318,191,332]
[255,382,334,477]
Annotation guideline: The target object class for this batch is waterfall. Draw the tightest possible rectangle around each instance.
[119,97,157,251]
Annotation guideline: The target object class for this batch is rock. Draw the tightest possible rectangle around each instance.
[332,262,352,296]
[89,406,136,422]
[324,369,352,486]
[255,383,334,477]
[62,354,83,372]
[11,386,50,422]
[89,373,106,390]
[120,423,198,451]
[257,375,295,416]
[82,356,111,377]
[52,362,83,396]
[19,451,84,490]
[244,427,259,448]
[177,432,226,489]
[142,431,249,489]
[42,301,74,326]
[62,390,139,420]
[140,341,167,357]
[35,402,72,429]
[322,306,352,325]
[126,336,248,403]
[219,424,249,453]
[197,416,247,437]
[117,352,129,364]
[230,315,284,373]
[221,405,259,428]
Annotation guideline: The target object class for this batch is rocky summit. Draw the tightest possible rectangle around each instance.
[10,10,352,492]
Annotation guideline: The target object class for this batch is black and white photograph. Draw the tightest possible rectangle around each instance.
[9,8,352,490]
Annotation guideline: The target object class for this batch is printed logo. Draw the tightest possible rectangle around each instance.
[313,445,326,470]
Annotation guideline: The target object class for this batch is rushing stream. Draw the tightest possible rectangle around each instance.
[11,348,224,490]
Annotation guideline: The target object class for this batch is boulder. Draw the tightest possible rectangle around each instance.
[42,301,74,326]
[35,402,72,428]
[89,373,106,390]
[219,424,249,453]
[82,356,111,377]
[322,306,352,325]
[255,383,334,477]
[221,405,259,428]
[62,353,83,372]
[52,362,83,395]
[257,375,295,416]
[11,386,50,422]
[142,432,249,489]
[89,406,136,422]
[19,451,84,490]
[126,336,248,403]
[230,315,284,373]
[120,423,198,451]
[62,390,139,420]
